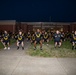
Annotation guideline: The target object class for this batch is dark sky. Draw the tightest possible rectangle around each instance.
[0,0,76,22]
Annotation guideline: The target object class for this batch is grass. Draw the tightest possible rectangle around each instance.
[0,42,4,49]
[0,38,16,49]
[10,38,16,44]
[26,40,76,58]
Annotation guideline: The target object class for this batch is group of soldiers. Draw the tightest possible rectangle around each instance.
[0,29,76,50]
[0,30,24,50]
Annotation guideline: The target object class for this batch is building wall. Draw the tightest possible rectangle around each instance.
[0,20,16,32]
[70,24,76,32]
[0,22,76,33]
[27,25,33,32]
[0,25,15,32]
[21,24,28,33]
[62,25,69,32]
[74,24,76,31]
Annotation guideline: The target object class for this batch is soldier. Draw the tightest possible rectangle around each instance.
[27,32,31,41]
[72,31,76,50]
[2,31,10,50]
[31,33,35,44]
[53,30,62,48]
[34,29,42,50]
[43,31,49,45]
[16,31,24,50]
[61,32,65,42]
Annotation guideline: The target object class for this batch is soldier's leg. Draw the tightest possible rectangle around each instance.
[42,39,44,45]
[4,41,7,50]
[72,42,75,50]
[34,41,37,50]
[46,39,49,45]
[1,39,5,47]
[59,42,61,48]
[40,40,42,50]
[21,41,24,50]
[7,41,10,50]
[31,40,32,44]
[55,42,57,48]
[47,39,49,42]
[17,40,20,50]
[74,42,76,49]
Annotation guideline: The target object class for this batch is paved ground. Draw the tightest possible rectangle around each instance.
[0,41,76,75]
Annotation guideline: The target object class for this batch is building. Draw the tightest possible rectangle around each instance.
[20,22,76,33]
[0,20,16,33]
[0,20,76,33]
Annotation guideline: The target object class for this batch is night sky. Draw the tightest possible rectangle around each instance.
[0,0,76,22]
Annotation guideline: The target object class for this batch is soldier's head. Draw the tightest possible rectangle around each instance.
[28,32,30,34]
[56,30,59,34]
[45,32,47,34]
[75,31,76,34]
[19,31,22,35]
[37,29,40,33]
[4,31,7,34]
